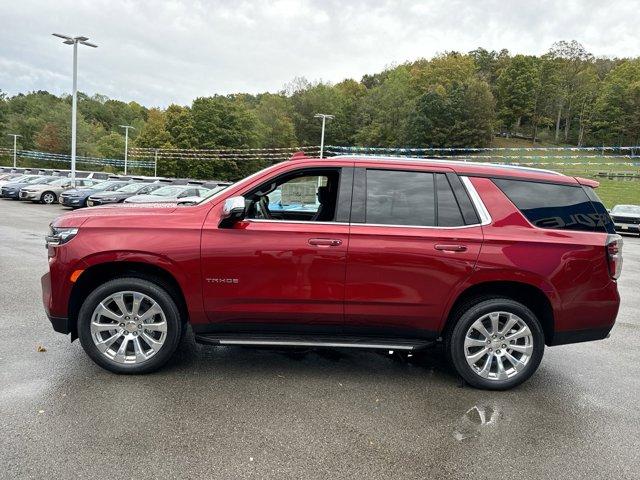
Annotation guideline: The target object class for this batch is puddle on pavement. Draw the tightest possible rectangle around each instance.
[453,404,503,441]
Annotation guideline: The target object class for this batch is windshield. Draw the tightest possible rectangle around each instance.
[150,185,188,196]
[46,178,69,186]
[117,182,149,193]
[87,181,127,191]
[612,205,640,215]
[7,175,28,182]
[27,176,49,184]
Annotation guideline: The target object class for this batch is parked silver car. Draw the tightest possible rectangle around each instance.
[20,178,99,204]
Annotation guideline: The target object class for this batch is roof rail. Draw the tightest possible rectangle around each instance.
[329,154,564,176]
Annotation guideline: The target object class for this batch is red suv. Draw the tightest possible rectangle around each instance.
[41,155,622,389]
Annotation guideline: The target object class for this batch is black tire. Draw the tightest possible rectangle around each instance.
[78,277,183,374]
[447,297,545,390]
[41,191,57,204]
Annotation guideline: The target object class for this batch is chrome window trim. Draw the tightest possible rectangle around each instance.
[247,219,349,226]
[461,176,492,225]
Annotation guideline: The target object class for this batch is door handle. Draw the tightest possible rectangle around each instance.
[308,238,342,247]
[434,244,467,252]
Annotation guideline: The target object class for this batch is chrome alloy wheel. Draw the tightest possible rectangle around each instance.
[42,193,55,204]
[463,311,534,381]
[90,291,168,364]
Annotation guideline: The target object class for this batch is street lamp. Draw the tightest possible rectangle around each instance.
[120,125,135,175]
[52,33,98,186]
[7,134,22,168]
[314,113,334,159]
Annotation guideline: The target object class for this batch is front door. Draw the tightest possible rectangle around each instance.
[200,166,352,333]
[344,167,483,338]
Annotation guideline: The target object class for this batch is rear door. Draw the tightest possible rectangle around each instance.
[344,166,484,338]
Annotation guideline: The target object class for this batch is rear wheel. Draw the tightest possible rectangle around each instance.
[41,191,56,204]
[447,297,544,390]
[78,277,183,374]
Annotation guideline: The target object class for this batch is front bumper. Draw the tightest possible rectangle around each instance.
[1,188,19,198]
[19,190,40,201]
[60,196,85,207]
[41,270,73,336]
[49,315,71,334]
[87,198,118,206]
[614,222,640,234]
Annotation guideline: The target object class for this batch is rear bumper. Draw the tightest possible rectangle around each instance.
[549,326,613,346]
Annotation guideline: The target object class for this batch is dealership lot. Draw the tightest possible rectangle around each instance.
[1,200,639,479]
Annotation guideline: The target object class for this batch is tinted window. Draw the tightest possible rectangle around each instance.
[436,174,464,226]
[583,186,616,233]
[493,179,609,232]
[366,170,435,226]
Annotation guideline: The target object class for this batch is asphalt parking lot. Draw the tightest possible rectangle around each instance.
[0,199,639,480]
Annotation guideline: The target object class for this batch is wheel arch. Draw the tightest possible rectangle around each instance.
[68,261,189,341]
[442,281,555,345]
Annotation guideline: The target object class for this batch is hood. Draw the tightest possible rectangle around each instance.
[62,187,93,195]
[53,202,178,228]
[124,194,179,203]
[21,183,54,192]
[88,191,128,199]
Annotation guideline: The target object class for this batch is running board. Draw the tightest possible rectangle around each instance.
[194,334,434,351]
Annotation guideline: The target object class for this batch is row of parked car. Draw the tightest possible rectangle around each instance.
[0,167,230,208]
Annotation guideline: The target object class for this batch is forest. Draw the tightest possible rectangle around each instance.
[1,40,639,175]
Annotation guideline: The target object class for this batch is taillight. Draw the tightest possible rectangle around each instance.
[606,234,623,279]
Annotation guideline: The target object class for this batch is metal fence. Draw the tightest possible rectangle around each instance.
[2,145,640,180]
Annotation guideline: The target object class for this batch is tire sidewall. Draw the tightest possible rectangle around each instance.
[78,277,182,374]
[42,192,56,204]
[449,298,545,390]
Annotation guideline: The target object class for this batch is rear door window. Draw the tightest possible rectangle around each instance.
[493,178,612,233]
[365,170,435,226]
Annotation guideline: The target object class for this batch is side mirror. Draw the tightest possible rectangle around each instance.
[219,196,246,227]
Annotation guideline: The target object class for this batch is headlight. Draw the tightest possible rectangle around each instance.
[45,226,79,248]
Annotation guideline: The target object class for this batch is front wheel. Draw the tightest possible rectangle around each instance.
[41,191,57,204]
[447,297,545,390]
[78,277,183,374]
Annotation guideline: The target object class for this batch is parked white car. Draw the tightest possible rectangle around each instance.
[124,185,209,204]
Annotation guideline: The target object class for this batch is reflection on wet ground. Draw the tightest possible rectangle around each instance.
[453,404,503,441]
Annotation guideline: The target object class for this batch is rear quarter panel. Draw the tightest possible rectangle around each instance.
[469,177,619,335]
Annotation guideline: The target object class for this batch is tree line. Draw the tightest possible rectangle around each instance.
[1,40,639,177]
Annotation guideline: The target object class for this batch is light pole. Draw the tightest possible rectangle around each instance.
[120,125,135,174]
[7,134,22,168]
[314,113,334,159]
[154,149,159,177]
[52,34,97,186]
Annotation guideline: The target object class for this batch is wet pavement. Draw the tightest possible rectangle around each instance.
[1,200,639,479]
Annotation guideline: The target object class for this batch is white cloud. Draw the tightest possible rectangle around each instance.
[0,0,638,107]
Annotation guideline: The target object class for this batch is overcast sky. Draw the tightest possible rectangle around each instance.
[1,0,638,107]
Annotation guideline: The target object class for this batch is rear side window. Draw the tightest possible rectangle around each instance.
[365,170,435,226]
[493,178,611,233]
